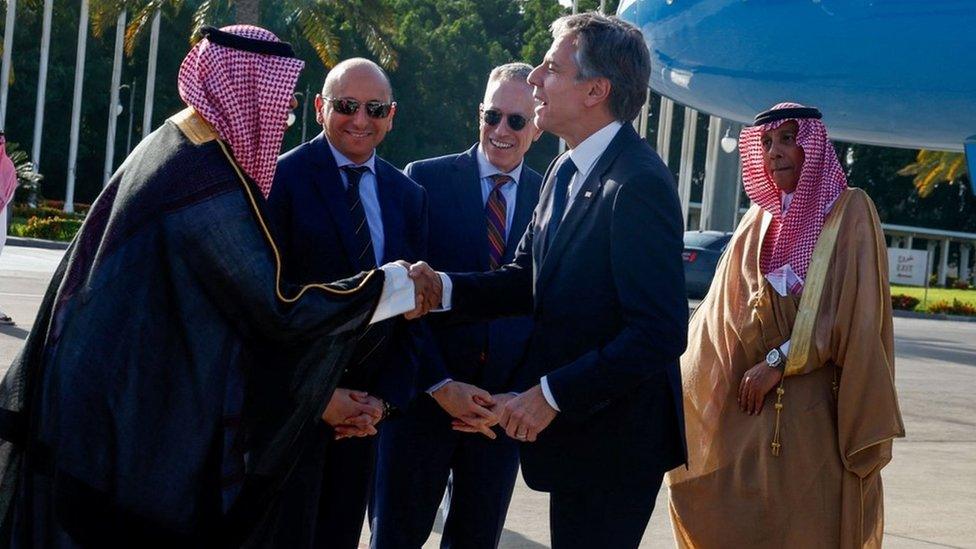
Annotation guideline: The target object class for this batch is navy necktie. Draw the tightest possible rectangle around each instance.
[342,165,386,366]
[342,166,377,271]
[545,156,578,253]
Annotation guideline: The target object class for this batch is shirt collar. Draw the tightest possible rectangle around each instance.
[326,137,377,174]
[781,190,794,214]
[568,121,623,179]
[476,144,523,183]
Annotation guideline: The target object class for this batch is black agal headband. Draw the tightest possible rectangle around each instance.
[200,26,296,58]
[753,106,822,126]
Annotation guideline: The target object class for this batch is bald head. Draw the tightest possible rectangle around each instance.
[321,58,393,102]
[315,57,397,165]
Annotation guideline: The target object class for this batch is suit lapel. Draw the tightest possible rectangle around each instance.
[536,125,637,292]
[506,168,536,262]
[375,161,401,263]
[453,146,491,271]
[309,136,361,267]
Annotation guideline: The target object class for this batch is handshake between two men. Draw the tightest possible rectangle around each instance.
[395,261,558,444]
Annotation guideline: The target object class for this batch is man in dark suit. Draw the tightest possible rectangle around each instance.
[260,58,434,548]
[409,14,688,548]
[371,63,543,549]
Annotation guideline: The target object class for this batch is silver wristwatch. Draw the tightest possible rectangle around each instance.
[765,347,786,370]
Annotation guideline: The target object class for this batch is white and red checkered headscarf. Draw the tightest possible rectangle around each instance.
[178,25,304,198]
[740,102,848,288]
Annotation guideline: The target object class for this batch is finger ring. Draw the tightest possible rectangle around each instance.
[516,432,527,440]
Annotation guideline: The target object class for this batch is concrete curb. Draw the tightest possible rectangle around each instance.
[5,236,71,251]
[892,308,976,323]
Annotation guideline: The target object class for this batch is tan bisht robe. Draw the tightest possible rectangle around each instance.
[667,188,905,548]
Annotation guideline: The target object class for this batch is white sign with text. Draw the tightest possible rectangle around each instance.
[887,248,928,287]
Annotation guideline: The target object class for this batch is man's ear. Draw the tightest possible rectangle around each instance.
[386,102,397,132]
[314,94,325,124]
[583,77,611,109]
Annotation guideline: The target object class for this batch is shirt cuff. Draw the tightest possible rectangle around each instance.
[432,272,453,311]
[369,263,415,324]
[540,376,561,412]
[780,339,791,357]
[426,378,454,395]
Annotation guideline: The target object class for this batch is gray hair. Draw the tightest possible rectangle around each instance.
[488,62,533,85]
[550,12,650,122]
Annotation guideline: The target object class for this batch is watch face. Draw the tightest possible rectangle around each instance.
[766,349,781,366]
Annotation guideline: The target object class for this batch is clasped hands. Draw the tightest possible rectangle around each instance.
[321,387,386,440]
[396,261,443,320]
[432,381,557,443]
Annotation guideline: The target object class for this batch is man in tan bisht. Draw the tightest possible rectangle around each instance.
[666,102,905,548]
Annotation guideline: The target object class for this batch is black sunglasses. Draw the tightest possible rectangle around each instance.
[481,108,529,131]
[324,97,395,119]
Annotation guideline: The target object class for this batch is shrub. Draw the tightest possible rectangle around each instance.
[926,299,976,316]
[891,294,920,311]
[18,216,83,241]
[41,199,90,214]
[952,279,972,290]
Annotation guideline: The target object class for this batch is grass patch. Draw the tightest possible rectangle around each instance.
[891,285,976,313]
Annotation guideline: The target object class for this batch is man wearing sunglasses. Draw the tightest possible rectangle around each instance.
[407,14,689,548]
[371,63,543,549]
[263,58,433,548]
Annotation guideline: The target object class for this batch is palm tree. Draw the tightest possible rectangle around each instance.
[30,0,53,173]
[192,0,398,70]
[64,0,89,213]
[90,3,127,187]
[899,150,969,197]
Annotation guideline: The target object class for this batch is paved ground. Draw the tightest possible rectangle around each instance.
[1,246,974,548]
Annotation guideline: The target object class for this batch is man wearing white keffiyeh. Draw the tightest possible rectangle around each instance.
[666,103,904,549]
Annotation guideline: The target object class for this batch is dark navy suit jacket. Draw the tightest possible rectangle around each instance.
[405,144,541,392]
[449,125,689,492]
[267,134,428,409]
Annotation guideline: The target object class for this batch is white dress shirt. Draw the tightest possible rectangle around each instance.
[477,145,523,235]
[328,141,385,265]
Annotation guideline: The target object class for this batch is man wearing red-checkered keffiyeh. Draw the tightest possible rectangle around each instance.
[667,103,904,549]
[0,25,424,547]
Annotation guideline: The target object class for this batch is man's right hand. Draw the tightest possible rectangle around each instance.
[405,261,442,319]
[322,388,384,439]
[431,381,498,439]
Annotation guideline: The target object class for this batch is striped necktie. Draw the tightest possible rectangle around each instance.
[486,174,510,270]
[342,165,385,367]
[342,166,377,271]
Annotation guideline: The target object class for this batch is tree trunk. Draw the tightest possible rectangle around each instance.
[32,0,53,172]
[235,0,261,25]
[65,0,89,213]
[142,10,161,139]
[103,10,126,188]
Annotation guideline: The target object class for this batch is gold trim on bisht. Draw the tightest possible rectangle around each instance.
[170,107,379,302]
[169,107,218,145]
[770,188,854,457]
[785,189,854,376]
